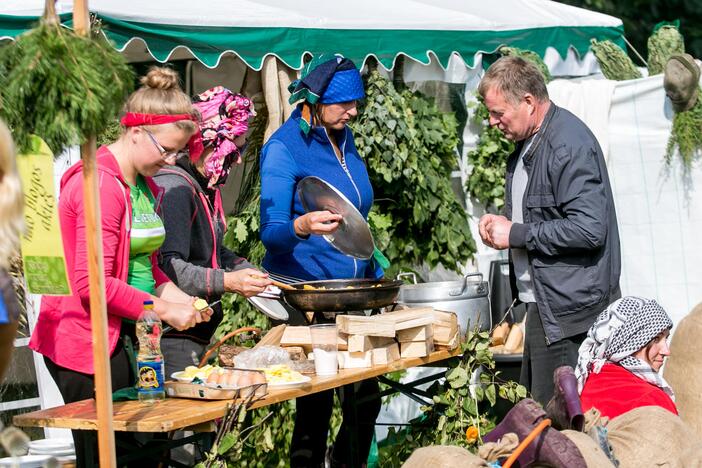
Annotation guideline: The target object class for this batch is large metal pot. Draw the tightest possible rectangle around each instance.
[396,272,490,336]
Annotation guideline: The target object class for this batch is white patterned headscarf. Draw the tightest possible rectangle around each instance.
[575,296,674,399]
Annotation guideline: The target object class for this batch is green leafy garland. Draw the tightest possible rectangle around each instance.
[351,71,475,274]
[0,20,134,154]
[647,23,685,76]
[378,329,526,466]
[590,39,642,80]
[665,94,702,168]
[498,46,553,82]
[464,100,514,212]
[646,24,702,170]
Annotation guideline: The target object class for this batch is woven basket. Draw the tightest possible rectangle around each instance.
[198,326,262,368]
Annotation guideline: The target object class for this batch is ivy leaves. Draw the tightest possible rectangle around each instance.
[379,329,527,464]
[352,71,475,274]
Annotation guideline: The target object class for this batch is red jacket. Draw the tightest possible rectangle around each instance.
[29,147,170,374]
[580,363,678,419]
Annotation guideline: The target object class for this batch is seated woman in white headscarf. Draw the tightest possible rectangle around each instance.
[575,296,677,419]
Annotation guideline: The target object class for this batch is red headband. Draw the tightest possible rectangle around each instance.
[120,112,204,160]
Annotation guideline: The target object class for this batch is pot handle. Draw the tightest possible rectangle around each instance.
[396,272,418,284]
[449,272,485,296]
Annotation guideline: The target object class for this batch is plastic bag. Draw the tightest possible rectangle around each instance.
[235,345,292,369]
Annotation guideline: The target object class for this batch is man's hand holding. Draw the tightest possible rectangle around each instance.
[478,214,512,250]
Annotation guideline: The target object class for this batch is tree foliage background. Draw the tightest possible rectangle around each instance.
[560,0,702,61]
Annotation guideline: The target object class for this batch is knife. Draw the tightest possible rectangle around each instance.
[162,299,222,334]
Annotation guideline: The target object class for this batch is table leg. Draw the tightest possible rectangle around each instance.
[341,383,360,468]
[84,435,96,468]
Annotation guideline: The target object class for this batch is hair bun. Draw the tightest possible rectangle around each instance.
[140,66,181,91]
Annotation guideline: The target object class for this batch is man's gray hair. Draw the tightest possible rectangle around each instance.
[478,56,549,105]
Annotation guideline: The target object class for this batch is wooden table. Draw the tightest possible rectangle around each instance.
[15,347,461,466]
[15,348,460,432]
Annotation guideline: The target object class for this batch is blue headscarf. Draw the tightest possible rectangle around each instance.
[288,54,365,134]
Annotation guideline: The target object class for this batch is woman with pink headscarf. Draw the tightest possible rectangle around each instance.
[155,86,272,375]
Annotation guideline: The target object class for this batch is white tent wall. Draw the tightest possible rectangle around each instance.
[606,75,702,325]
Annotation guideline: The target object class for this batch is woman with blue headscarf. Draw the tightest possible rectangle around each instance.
[260,54,382,467]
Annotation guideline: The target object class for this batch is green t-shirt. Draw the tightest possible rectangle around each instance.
[127,176,165,295]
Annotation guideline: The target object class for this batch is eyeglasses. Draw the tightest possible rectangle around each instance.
[144,128,188,163]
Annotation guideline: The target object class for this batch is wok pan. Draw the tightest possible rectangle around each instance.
[281,278,402,312]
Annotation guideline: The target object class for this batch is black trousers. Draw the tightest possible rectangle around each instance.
[519,303,587,406]
[290,379,381,468]
[44,340,137,468]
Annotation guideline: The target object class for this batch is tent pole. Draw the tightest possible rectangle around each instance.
[73,0,117,466]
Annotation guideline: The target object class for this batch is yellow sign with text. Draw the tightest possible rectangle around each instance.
[17,136,71,295]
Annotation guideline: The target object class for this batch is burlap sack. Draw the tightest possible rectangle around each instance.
[607,406,702,467]
[401,446,488,468]
[561,430,615,468]
[664,302,702,437]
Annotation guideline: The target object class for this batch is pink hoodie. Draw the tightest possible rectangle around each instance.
[29,147,170,374]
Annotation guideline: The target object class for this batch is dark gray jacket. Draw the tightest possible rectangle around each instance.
[505,103,621,344]
[154,161,253,343]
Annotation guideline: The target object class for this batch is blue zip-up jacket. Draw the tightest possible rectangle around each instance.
[260,107,381,281]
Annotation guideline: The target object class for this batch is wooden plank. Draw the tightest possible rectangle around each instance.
[397,325,432,343]
[432,311,458,343]
[380,307,435,322]
[400,340,434,358]
[433,310,458,325]
[346,335,394,352]
[435,329,460,350]
[80,127,115,463]
[397,326,429,343]
[338,351,372,369]
[336,308,435,337]
[281,326,348,350]
[371,342,400,366]
[336,315,396,337]
[393,315,435,331]
[14,348,462,432]
[254,324,286,348]
[280,326,311,346]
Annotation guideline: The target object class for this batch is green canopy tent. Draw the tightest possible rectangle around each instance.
[2,0,624,74]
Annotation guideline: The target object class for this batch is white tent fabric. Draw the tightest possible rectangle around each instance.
[3,0,621,30]
[1,0,622,76]
[608,75,702,327]
[548,76,616,161]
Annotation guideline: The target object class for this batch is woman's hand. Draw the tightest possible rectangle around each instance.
[223,268,272,297]
[294,211,343,236]
[156,300,209,331]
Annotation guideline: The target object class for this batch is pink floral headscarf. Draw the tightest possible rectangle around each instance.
[192,86,255,187]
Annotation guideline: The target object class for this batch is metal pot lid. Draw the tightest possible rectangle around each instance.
[297,176,375,259]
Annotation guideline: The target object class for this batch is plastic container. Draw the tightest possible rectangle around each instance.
[136,300,165,402]
[310,324,338,376]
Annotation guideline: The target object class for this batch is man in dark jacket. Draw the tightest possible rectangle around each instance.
[478,56,621,405]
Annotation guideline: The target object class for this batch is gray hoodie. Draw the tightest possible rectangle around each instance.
[154,160,253,343]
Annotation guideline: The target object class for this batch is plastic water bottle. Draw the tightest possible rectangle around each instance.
[136,300,165,402]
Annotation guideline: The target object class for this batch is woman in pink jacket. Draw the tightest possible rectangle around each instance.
[30,67,208,467]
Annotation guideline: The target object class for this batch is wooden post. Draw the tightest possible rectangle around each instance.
[73,0,117,466]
